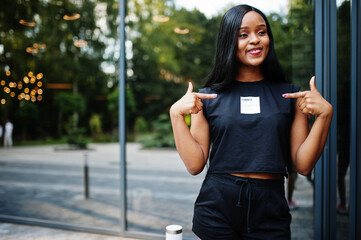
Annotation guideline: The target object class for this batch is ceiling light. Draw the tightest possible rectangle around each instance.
[153,15,170,23]
[74,39,88,48]
[63,13,81,20]
[174,27,189,34]
[19,19,36,27]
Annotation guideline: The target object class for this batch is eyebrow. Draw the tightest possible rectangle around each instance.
[239,24,267,30]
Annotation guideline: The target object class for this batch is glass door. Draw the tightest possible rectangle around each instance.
[125,0,316,238]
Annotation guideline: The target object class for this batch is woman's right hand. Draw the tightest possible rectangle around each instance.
[170,82,217,116]
[170,82,216,175]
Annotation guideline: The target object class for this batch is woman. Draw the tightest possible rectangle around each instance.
[170,4,333,240]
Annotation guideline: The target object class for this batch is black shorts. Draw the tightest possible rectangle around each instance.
[192,173,291,240]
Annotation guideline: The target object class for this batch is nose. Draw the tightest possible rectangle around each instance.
[249,33,260,45]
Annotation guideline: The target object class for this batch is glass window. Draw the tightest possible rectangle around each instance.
[0,0,121,232]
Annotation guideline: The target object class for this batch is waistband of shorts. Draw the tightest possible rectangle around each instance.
[206,173,284,188]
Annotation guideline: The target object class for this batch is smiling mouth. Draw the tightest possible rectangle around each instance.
[247,48,262,55]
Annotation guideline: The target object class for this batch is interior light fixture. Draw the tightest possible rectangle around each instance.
[174,27,189,34]
[26,43,46,54]
[46,83,72,89]
[26,47,39,54]
[63,13,81,20]
[153,15,170,23]
[33,43,46,49]
[74,39,88,48]
[19,19,36,27]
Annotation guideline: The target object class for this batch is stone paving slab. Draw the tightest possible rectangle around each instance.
[0,222,140,240]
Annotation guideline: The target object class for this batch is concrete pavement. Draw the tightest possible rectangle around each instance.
[0,222,139,240]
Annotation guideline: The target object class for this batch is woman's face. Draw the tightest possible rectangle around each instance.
[237,11,270,67]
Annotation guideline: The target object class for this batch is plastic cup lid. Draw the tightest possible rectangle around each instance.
[166,225,182,234]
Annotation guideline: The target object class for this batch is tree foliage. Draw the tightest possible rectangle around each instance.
[0,0,116,141]
[0,0,332,145]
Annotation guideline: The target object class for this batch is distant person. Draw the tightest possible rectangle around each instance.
[337,80,350,215]
[337,144,350,214]
[4,120,13,148]
[287,165,298,210]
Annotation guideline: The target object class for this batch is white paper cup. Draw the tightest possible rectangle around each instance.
[165,225,182,240]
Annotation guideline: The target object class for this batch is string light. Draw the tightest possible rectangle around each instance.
[36,73,43,79]
[2,70,44,104]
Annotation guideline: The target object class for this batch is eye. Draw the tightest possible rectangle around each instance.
[258,30,267,36]
[239,33,248,38]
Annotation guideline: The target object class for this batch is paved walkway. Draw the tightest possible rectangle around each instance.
[0,143,349,239]
[0,222,138,240]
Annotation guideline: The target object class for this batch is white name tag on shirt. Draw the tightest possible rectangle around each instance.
[240,96,261,114]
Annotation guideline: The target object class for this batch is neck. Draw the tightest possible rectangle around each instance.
[236,65,263,82]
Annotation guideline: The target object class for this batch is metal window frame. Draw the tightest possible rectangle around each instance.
[118,0,127,235]
[350,0,361,239]
[118,0,164,239]
[314,0,338,239]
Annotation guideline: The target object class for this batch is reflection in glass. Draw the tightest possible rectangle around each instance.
[126,0,315,238]
[0,0,121,232]
[336,1,350,239]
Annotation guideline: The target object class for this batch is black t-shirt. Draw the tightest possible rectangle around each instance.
[199,79,300,176]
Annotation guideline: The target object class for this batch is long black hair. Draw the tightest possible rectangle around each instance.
[204,4,286,91]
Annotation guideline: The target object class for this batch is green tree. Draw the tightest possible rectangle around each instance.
[127,0,219,137]
[288,0,315,89]
[0,0,118,142]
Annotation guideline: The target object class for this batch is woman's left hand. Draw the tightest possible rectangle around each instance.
[282,76,333,118]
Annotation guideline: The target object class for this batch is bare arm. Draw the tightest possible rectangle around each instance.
[170,82,217,175]
[284,77,333,176]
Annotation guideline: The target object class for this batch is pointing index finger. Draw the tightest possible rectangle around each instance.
[194,92,218,99]
[282,91,308,99]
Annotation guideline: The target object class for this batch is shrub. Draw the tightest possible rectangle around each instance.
[138,114,175,148]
